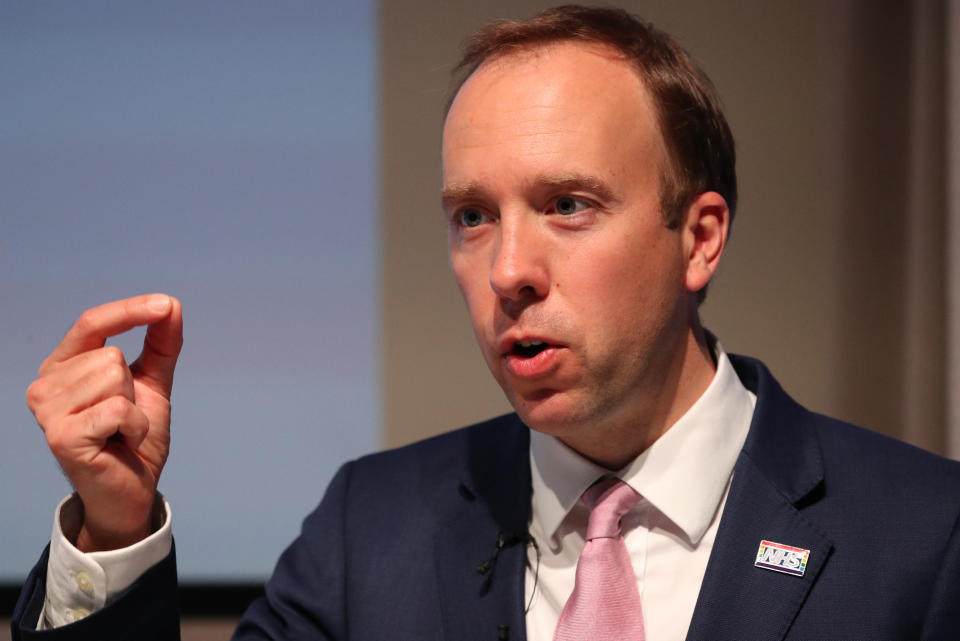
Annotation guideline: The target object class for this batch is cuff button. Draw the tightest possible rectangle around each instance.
[71,607,91,621]
[75,570,94,595]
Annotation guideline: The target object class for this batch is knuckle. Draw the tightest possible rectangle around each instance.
[103,363,128,390]
[102,345,126,366]
[102,394,131,417]
[25,378,45,409]
[26,380,56,428]
[79,409,105,443]
[75,309,96,334]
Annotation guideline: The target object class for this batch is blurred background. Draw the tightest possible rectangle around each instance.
[2,0,958,637]
[1,1,379,586]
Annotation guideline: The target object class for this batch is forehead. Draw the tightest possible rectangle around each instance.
[442,42,664,191]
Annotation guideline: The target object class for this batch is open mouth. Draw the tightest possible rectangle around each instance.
[502,338,561,377]
[512,339,550,358]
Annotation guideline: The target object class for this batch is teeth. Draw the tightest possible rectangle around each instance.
[517,340,545,347]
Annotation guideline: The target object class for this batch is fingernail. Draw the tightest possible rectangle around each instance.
[147,294,171,314]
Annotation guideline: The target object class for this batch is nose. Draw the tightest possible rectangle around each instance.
[489,214,549,307]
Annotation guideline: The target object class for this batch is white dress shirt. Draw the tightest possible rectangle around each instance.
[524,347,756,641]
[42,347,754,638]
[39,493,172,629]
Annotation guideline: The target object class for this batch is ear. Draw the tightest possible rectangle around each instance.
[681,191,730,294]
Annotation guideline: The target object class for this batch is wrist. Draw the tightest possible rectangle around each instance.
[71,493,163,552]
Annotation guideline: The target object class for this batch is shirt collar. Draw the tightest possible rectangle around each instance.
[529,344,756,546]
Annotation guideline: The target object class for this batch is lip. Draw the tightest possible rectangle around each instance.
[504,345,563,378]
[497,332,564,356]
[498,333,566,379]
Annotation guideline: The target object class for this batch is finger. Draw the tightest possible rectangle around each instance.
[130,296,183,397]
[42,294,174,373]
[28,346,135,425]
[109,398,151,451]
[48,396,150,463]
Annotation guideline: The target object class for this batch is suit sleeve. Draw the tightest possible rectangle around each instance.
[920,506,960,640]
[11,544,180,641]
[10,462,355,641]
[232,462,353,640]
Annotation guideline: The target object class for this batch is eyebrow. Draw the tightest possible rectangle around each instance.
[441,173,620,210]
[534,173,619,204]
[440,183,486,211]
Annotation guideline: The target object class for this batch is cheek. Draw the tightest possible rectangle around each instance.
[451,251,477,295]
[562,240,656,301]
[560,238,681,338]
[451,259,493,328]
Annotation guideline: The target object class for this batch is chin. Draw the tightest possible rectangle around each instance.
[508,389,586,436]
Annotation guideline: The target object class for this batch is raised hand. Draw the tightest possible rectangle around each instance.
[26,294,183,552]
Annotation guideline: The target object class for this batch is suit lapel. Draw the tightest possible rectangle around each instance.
[686,454,833,639]
[687,356,835,640]
[434,415,532,641]
[428,359,835,640]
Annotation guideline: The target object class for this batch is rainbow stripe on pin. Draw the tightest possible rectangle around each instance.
[754,540,810,577]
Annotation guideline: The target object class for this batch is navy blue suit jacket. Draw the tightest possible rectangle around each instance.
[13,356,960,639]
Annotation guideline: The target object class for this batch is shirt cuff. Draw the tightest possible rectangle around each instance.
[40,492,173,629]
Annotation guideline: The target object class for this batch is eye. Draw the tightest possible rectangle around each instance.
[457,207,489,228]
[553,196,590,216]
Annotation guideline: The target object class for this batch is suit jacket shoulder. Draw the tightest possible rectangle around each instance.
[236,413,533,641]
[687,355,960,640]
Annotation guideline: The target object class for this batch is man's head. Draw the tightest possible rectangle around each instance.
[449,5,737,234]
[441,6,733,465]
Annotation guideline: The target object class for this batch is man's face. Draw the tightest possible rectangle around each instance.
[442,43,695,443]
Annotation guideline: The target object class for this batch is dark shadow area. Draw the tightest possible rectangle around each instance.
[0,583,264,618]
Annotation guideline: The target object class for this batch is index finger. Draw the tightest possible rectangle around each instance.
[41,294,174,373]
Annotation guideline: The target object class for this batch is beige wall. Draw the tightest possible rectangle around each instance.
[0,618,238,641]
[381,1,950,453]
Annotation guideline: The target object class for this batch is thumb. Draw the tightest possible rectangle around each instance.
[131,295,183,397]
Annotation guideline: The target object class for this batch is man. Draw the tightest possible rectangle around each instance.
[13,6,960,640]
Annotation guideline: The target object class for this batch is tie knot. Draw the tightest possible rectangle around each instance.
[582,477,640,540]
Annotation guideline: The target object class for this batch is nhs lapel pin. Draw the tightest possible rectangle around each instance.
[754,540,810,577]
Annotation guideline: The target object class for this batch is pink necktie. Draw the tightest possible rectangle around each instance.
[553,477,645,641]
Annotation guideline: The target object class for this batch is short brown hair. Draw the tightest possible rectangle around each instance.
[449,5,737,232]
